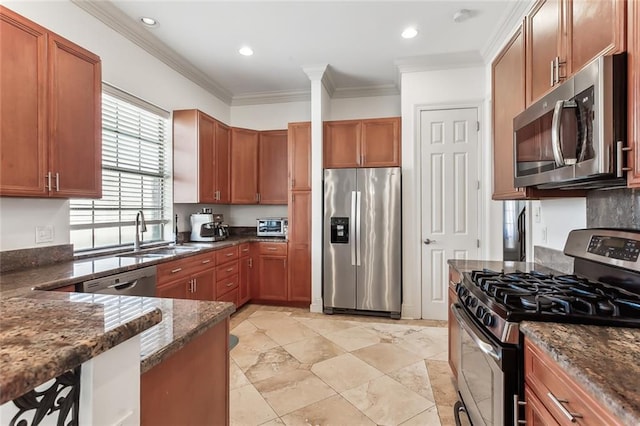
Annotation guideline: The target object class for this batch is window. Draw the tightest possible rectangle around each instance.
[70,84,171,252]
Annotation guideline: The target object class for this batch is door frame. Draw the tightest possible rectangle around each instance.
[405,100,487,320]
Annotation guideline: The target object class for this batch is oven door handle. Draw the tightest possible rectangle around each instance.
[452,304,501,362]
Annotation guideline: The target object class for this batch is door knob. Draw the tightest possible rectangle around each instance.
[424,239,435,245]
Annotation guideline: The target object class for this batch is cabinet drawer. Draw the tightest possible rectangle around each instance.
[259,242,287,255]
[188,252,216,271]
[216,246,239,264]
[524,339,621,425]
[157,259,191,284]
[217,287,238,306]
[216,274,239,296]
[216,260,239,280]
[239,243,251,258]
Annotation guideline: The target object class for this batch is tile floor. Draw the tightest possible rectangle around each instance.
[229,305,458,426]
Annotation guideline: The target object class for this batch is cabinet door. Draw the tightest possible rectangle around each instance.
[192,268,215,301]
[259,130,288,204]
[157,278,190,299]
[526,0,564,105]
[287,242,310,303]
[258,255,288,301]
[492,25,528,200]
[48,32,101,198]
[230,127,259,204]
[288,122,311,191]
[361,118,401,167]
[214,120,231,203]
[288,190,311,244]
[524,385,560,426]
[629,0,640,188]
[0,7,48,196]
[324,120,361,168]
[567,0,625,75]
[448,286,460,379]
[198,113,216,203]
[238,256,252,306]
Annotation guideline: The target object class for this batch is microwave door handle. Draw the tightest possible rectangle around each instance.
[576,104,589,162]
[551,100,567,167]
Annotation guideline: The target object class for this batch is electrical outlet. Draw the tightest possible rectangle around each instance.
[534,205,541,223]
[35,225,54,243]
[541,226,548,244]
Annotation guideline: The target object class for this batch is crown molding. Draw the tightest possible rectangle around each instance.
[395,50,485,78]
[231,90,311,106]
[480,0,534,63]
[71,0,233,104]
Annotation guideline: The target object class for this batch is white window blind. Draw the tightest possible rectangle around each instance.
[70,85,170,252]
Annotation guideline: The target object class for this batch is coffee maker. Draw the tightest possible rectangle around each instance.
[190,209,229,242]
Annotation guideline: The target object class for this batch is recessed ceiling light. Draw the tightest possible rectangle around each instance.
[140,17,158,27]
[239,46,254,56]
[401,27,418,39]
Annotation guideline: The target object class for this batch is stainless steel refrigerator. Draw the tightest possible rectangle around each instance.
[323,167,401,319]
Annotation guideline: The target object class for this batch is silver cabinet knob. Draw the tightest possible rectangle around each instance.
[424,239,435,245]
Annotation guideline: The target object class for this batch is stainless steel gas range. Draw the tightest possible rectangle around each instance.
[451,228,640,426]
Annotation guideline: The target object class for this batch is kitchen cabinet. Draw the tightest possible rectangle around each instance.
[288,122,311,191]
[0,6,101,198]
[525,0,625,105]
[238,243,252,307]
[323,117,401,168]
[524,337,622,425]
[628,0,640,188]
[288,190,311,244]
[448,266,461,380]
[215,245,239,306]
[173,109,231,203]
[156,252,216,301]
[259,130,288,204]
[141,317,229,426]
[287,191,311,304]
[230,127,259,203]
[525,385,560,425]
[254,242,288,301]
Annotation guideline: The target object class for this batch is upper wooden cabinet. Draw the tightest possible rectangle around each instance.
[230,127,287,204]
[258,130,288,204]
[173,109,231,203]
[525,0,626,105]
[0,6,101,198]
[288,122,311,191]
[628,0,640,188]
[324,117,400,168]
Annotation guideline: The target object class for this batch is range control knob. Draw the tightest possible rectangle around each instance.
[482,312,495,327]
[475,306,485,318]
[468,297,478,308]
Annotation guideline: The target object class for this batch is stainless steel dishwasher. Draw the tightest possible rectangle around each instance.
[82,266,157,297]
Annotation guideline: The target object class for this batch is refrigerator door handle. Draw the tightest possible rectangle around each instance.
[355,190,362,266]
[351,191,357,266]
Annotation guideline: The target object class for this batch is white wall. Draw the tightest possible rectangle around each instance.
[1,1,229,251]
[400,66,488,319]
[230,101,311,130]
[328,95,401,120]
[531,199,586,250]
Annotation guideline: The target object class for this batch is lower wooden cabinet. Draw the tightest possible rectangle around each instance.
[141,318,229,425]
[156,278,189,299]
[238,243,252,306]
[287,242,310,303]
[156,252,216,301]
[257,254,288,300]
[525,384,559,426]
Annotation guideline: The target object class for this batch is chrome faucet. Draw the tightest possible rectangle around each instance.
[134,210,147,251]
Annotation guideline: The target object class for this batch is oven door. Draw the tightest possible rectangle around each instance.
[452,304,516,426]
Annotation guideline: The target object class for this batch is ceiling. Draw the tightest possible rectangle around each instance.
[73,1,529,105]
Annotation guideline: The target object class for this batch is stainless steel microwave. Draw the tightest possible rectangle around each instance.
[513,53,627,189]
[257,217,287,237]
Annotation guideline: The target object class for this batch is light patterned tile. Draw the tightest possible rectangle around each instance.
[283,335,345,364]
[352,342,424,373]
[230,358,251,390]
[400,405,442,426]
[230,330,280,371]
[426,360,458,407]
[259,418,286,426]
[323,326,381,351]
[281,394,376,426]
[263,321,319,346]
[341,375,430,425]
[311,353,384,392]
[230,384,278,426]
[389,361,436,403]
[254,369,336,416]
[294,317,358,336]
[244,346,301,383]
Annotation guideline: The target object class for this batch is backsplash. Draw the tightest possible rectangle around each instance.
[0,244,73,273]
[586,188,640,229]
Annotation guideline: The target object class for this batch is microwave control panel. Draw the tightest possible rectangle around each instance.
[588,236,640,262]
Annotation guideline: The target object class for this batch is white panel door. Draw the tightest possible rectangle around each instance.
[420,108,479,320]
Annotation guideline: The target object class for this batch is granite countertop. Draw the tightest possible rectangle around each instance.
[521,322,640,425]
[447,259,561,276]
[0,291,162,405]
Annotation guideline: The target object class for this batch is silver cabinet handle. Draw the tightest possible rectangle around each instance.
[226,282,234,287]
[267,247,277,251]
[171,267,182,274]
[55,172,60,191]
[423,239,436,245]
[248,258,253,268]
[193,278,197,293]
[547,392,581,422]
[550,59,555,86]
[513,395,527,425]
[242,248,249,253]
[46,172,52,192]
[225,253,234,257]
[226,267,233,272]
[188,279,193,292]
[201,259,211,264]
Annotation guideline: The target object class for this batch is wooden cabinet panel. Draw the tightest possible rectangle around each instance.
[257,254,288,301]
[239,243,251,258]
[526,0,564,105]
[258,242,287,256]
[525,384,560,426]
[287,242,310,303]
[493,25,528,200]
[230,127,259,203]
[567,0,625,75]
[216,245,239,264]
[217,288,238,306]
[288,122,311,191]
[157,278,189,299]
[214,120,231,203]
[52,284,77,292]
[288,191,311,244]
[361,118,401,167]
[141,318,229,426]
[157,258,192,285]
[524,338,622,425]
[0,7,48,196]
[216,274,239,298]
[324,120,361,168]
[628,0,640,188]
[196,113,216,203]
[259,130,288,204]
[192,268,215,301]
[238,255,252,306]
[216,260,239,281]
[0,7,101,199]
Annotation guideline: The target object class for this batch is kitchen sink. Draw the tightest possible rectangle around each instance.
[116,245,201,258]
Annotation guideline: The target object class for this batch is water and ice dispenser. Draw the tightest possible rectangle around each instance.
[330,217,349,244]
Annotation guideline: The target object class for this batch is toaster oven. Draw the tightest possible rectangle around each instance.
[257,217,287,237]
